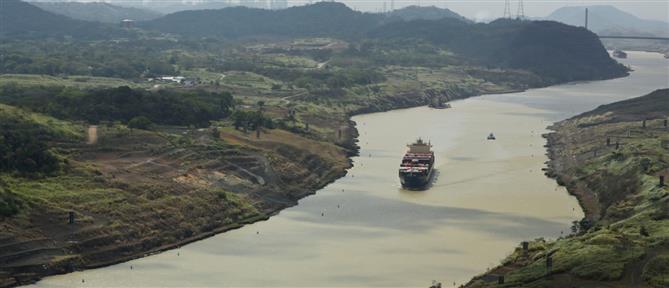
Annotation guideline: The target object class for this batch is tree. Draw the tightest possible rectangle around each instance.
[0,189,21,217]
[232,111,246,130]
[127,116,153,130]
[0,116,60,176]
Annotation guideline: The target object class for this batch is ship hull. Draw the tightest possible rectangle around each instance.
[399,169,433,188]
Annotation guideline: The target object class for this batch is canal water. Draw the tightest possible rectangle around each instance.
[31,52,669,287]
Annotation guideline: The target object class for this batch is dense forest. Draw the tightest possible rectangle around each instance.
[142,3,385,39]
[0,40,177,78]
[0,85,234,127]
[369,18,628,83]
[0,114,61,176]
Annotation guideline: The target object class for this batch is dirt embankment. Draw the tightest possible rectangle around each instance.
[464,89,669,288]
[0,122,355,287]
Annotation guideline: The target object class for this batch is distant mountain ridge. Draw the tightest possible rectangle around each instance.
[0,0,130,39]
[119,0,236,15]
[388,5,470,22]
[141,2,385,39]
[29,1,162,23]
[545,5,669,37]
[141,2,473,39]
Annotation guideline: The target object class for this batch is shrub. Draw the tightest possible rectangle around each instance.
[127,116,153,130]
[0,115,61,175]
[0,190,21,217]
[642,254,669,287]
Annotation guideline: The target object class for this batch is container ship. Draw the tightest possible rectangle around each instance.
[399,138,435,188]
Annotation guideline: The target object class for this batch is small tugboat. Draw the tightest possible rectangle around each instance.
[399,138,435,188]
[613,49,627,59]
[487,133,496,140]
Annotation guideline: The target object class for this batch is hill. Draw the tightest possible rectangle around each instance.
[122,0,235,14]
[142,2,384,39]
[142,2,626,83]
[545,5,669,37]
[29,1,162,23]
[388,5,470,22]
[0,0,130,39]
[369,18,628,83]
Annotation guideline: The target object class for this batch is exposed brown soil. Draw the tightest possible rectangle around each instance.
[0,123,354,287]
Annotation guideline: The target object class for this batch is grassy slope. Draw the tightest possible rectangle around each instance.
[0,74,152,89]
[0,101,351,287]
[465,89,669,288]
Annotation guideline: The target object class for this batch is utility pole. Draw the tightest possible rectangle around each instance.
[585,8,589,29]
[390,0,395,12]
[516,0,525,19]
[503,0,511,19]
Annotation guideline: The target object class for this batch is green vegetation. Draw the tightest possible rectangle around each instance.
[0,85,234,127]
[232,110,274,131]
[0,116,61,176]
[370,18,627,83]
[0,74,147,89]
[0,104,83,177]
[0,40,177,78]
[466,89,669,288]
[0,187,21,217]
[388,5,470,22]
[127,116,153,130]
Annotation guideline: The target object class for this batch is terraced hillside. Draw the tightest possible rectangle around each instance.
[0,103,352,287]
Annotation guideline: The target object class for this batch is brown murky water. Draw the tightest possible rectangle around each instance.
[30,52,669,287]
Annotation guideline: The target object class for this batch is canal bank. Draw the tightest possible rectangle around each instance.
[27,51,669,287]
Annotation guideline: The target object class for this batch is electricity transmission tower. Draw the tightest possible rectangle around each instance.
[516,0,525,19]
[503,0,512,19]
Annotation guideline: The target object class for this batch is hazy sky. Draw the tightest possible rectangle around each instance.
[340,0,669,22]
[75,0,669,22]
